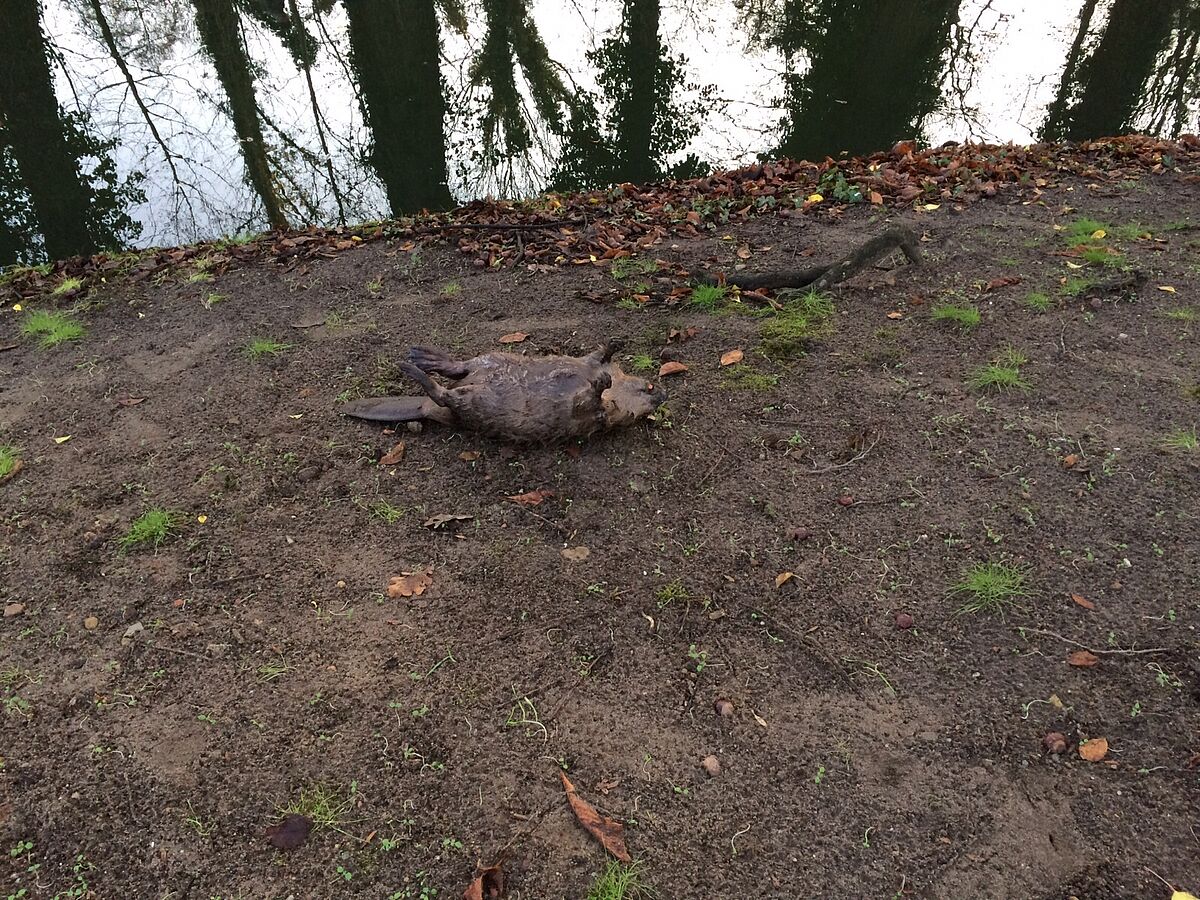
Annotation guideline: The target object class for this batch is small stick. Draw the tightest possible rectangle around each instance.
[1019,627,1168,656]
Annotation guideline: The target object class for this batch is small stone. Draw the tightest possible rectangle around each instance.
[82,531,104,550]
[4,602,25,618]
[406,421,423,434]
[206,643,231,658]
[894,611,915,630]
[122,622,145,640]
[837,495,855,506]
[285,536,296,545]
[84,616,99,630]
[296,465,321,482]
[336,580,347,589]
[701,755,721,777]
[1089,297,1102,310]
[714,697,735,718]
[1043,732,1067,755]
[785,525,811,543]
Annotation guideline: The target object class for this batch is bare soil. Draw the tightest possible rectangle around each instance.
[2,167,1199,900]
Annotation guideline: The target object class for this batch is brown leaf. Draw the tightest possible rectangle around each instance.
[1078,737,1108,762]
[868,190,884,205]
[659,361,688,376]
[736,244,752,260]
[667,326,698,343]
[885,311,904,319]
[459,450,481,462]
[559,771,630,862]
[379,441,406,466]
[387,568,433,598]
[719,349,744,367]
[560,546,590,562]
[1070,593,1096,611]
[116,396,146,407]
[507,488,554,506]
[423,513,473,529]
[774,571,795,588]
[499,332,528,344]
[1063,453,1080,468]
[265,813,312,850]
[1067,650,1100,668]
[462,862,505,900]
[983,276,1021,292]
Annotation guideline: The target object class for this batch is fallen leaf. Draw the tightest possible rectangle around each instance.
[868,190,883,205]
[1090,229,1106,239]
[265,813,312,850]
[983,276,1021,291]
[387,568,433,598]
[719,349,743,366]
[1070,593,1095,610]
[499,332,528,344]
[459,450,481,462]
[595,778,620,794]
[1048,693,1065,709]
[116,396,146,407]
[921,203,940,211]
[196,515,208,524]
[736,244,752,260]
[53,435,72,445]
[1078,737,1108,762]
[1068,650,1100,667]
[560,546,590,562]
[1063,453,1080,468]
[423,513,473,529]
[1158,285,1177,293]
[886,311,904,319]
[667,326,698,343]
[462,862,505,900]
[807,193,823,203]
[658,361,688,376]
[506,488,554,506]
[752,712,768,728]
[1066,261,1085,270]
[559,771,630,862]
[774,571,795,589]
[379,441,406,466]
[1172,892,1199,900]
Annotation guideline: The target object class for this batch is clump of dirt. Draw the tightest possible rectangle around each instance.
[2,147,1199,899]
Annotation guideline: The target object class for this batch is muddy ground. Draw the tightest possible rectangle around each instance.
[2,166,1199,900]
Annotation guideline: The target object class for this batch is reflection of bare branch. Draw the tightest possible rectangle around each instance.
[287,0,345,223]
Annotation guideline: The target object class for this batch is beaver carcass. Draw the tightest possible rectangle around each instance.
[339,341,666,443]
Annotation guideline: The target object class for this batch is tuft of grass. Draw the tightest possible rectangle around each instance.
[654,578,689,608]
[283,783,358,832]
[586,861,657,900]
[689,282,728,310]
[1162,306,1197,323]
[51,276,83,295]
[20,310,85,348]
[1162,426,1198,452]
[931,302,981,330]
[967,348,1029,392]
[1061,217,1111,244]
[439,280,461,298]
[759,289,833,357]
[119,507,181,551]
[1061,276,1095,297]
[243,337,292,359]
[721,364,780,391]
[951,562,1030,616]
[202,292,226,309]
[0,445,21,480]
[186,271,214,284]
[1077,245,1125,268]
[628,353,655,373]
[611,257,659,280]
[1023,291,1053,312]
[369,499,407,523]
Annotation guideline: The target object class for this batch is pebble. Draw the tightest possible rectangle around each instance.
[785,525,811,543]
[894,611,915,630]
[1043,732,1067,755]
[84,616,99,630]
[406,422,423,434]
[701,755,721,777]
[714,697,735,718]
[4,602,25,618]
[336,580,347,589]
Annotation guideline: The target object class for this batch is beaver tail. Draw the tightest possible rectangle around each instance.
[339,396,431,423]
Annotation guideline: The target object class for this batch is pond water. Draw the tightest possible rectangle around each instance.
[2,0,1198,263]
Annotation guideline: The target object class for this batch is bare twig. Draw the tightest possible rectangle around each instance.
[1019,627,1168,656]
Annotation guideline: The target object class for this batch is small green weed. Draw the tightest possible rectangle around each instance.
[721,364,780,391]
[1162,426,1198,452]
[1162,306,1197,322]
[283,782,359,832]
[243,338,291,359]
[119,507,181,551]
[1077,245,1125,268]
[440,280,461,298]
[628,353,655,373]
[951,562,1030,616]
[51,276,83,295]
[369,500,407,523]
[202,292,226,309]
[689,282,728,310]
[0,445,20,481]
[1061,276,1094,296]
[20,310,85,348]
[611,257,659,280]
[967,348,1030,392]
[1023,291,1053,312]
[931,303,981,330]
[655,579,688,608]
[586,860,657,900]
[186,270,213,284]
[759,289,833,357]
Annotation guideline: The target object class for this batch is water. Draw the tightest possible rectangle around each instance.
[2,0,1197,264]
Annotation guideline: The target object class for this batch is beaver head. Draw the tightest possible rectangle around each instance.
[601,368,667,427]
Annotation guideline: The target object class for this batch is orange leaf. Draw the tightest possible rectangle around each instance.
[720,349,744,366]
[1067,650,1100,667]
[1070,593,1095,610]
[659,361,688,376]
[459,450,481,462]
[499,332,528,344]
[736,244,752,260]
[869,190,883,205]
[774,571,795,588]
[387,568,433,598]
[379,441,406,465]
[1078,737,1108,762]
[559,771,631,861]
[506,488,554,506]
[886,311,903,319]
[1063,453,1080,468]
[461,862,505,900]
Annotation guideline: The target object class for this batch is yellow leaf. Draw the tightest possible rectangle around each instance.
[774,571,795,588]
[197,515,208,524]
[1066,261,1085,269]
[807,193,823,203]
[288,414,303,419]
[1090,229,1106,239]
[53,435,72,445]
[1158,285,1177,293]
[12,303,22,311]
[350,235,362,242]
[1172,892,1200,900]
[921,203,940,211]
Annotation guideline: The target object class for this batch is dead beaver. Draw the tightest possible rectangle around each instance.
[340,341,666,443]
